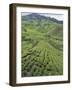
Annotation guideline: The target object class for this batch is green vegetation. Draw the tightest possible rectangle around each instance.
[21,13,63,77]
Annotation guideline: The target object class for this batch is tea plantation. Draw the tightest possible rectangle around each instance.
[21,13,63,77]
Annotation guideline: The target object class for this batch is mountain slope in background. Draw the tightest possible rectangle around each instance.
[22,13,63,24]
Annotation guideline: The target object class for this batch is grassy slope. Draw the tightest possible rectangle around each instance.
[21,18,63,77]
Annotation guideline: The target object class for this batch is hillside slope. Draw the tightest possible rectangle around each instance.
[21,13,63,77]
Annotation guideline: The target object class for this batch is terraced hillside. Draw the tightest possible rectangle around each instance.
[21,13,63,77]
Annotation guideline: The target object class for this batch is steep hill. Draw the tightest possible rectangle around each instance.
[22,13,63,24]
